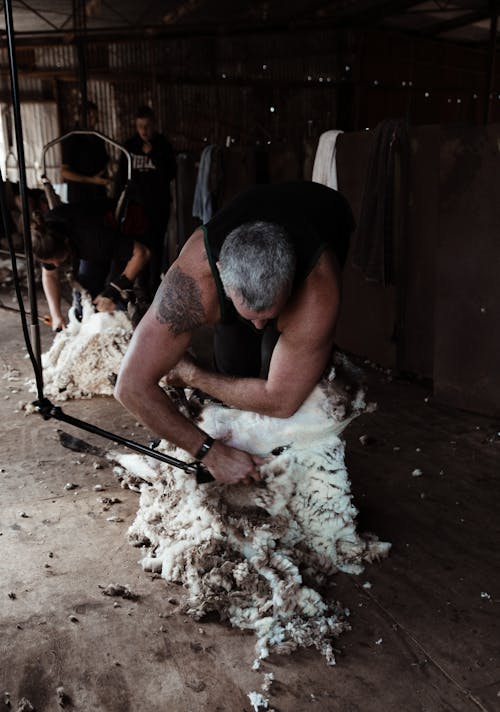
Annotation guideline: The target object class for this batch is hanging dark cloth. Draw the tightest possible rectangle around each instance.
[208,144,224,214]
[192,145,214,222]
[193,144,227,223]
[351,119,409,286]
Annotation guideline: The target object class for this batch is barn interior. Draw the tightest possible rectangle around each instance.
[0,1,499,711]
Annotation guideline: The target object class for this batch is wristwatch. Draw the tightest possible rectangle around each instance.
[194,435,214,461]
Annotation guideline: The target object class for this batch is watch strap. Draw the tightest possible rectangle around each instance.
[194,435,214,461]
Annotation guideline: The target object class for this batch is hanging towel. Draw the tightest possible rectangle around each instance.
[192,145,216,223]
[351,119,409,286]
[312,129,344,190]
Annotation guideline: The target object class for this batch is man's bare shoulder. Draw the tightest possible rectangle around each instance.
[151,229,219,334]
[176,228,208,267]
[309,247,342,284]
[279,249,341,335]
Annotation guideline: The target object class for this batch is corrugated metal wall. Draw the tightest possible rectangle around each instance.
[0,29,496,151]
[0,27,497,187]
[356,33,492,128]
[33,45,76,70]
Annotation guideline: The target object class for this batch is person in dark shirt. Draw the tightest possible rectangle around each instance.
[31,199,150,331]
[61,101,110,204]
[117,106,177,301]
[115,181,355,486]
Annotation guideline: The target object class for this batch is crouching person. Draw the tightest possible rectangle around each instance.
[31,198,150,331]
[114,181,355,486]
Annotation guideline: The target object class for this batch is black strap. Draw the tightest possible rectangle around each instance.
[194,435,214,461]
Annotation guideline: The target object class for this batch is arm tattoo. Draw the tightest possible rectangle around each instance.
[153,266,205,335]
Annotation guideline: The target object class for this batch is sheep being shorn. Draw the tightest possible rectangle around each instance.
[41,295,132,400]
[114,354,391,666]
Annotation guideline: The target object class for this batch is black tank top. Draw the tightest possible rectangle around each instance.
[202,181,355,324]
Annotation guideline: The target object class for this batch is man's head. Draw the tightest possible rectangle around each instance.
[31,213,70,267]
[217,221,296,328]
[80,101,99,130]
[14,188,49,233]
[135,105,156,143]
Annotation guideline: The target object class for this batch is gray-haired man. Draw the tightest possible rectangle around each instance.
[115,182,355,485]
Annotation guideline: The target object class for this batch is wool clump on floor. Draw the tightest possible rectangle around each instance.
[39,295,132,400]
[112,354,391,666]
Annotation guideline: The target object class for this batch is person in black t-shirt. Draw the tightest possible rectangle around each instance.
[117,106,177,301]
[31,199,150,331]
[114,182,355,486]
[61,101,111,204]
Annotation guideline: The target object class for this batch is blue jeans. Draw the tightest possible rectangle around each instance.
[77,259,111,298]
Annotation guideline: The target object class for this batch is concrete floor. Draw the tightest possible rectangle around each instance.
[0,298,499,712]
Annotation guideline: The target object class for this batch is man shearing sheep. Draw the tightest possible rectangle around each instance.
[115,181,355,485]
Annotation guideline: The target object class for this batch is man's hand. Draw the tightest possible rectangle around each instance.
[51,315,66,332]
[94,295,116,313]
[204,440,264,485]
[166,354,198,388]
[92,169,112,186]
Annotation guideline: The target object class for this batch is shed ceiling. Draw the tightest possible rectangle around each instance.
[0,0,496,44]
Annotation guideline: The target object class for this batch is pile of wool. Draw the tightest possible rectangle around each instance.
[113,354,391,666]
[41,295,132,400]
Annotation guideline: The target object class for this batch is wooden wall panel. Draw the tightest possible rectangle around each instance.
[398,125,439,379]
[433,124,500,416]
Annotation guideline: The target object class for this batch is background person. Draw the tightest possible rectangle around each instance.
[117,105,177,302]
[61,101,111,204]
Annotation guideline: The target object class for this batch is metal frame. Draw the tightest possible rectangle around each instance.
[41,129,132,181]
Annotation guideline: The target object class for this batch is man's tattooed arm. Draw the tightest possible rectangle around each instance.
[153,266,205,336]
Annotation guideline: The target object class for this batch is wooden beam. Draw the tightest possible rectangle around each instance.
[423,9,491,37]
[163,0,206,25]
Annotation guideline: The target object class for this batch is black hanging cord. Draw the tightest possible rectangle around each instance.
[0,170,44,398]
[4,0,42,385]
[73,0,89,123]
